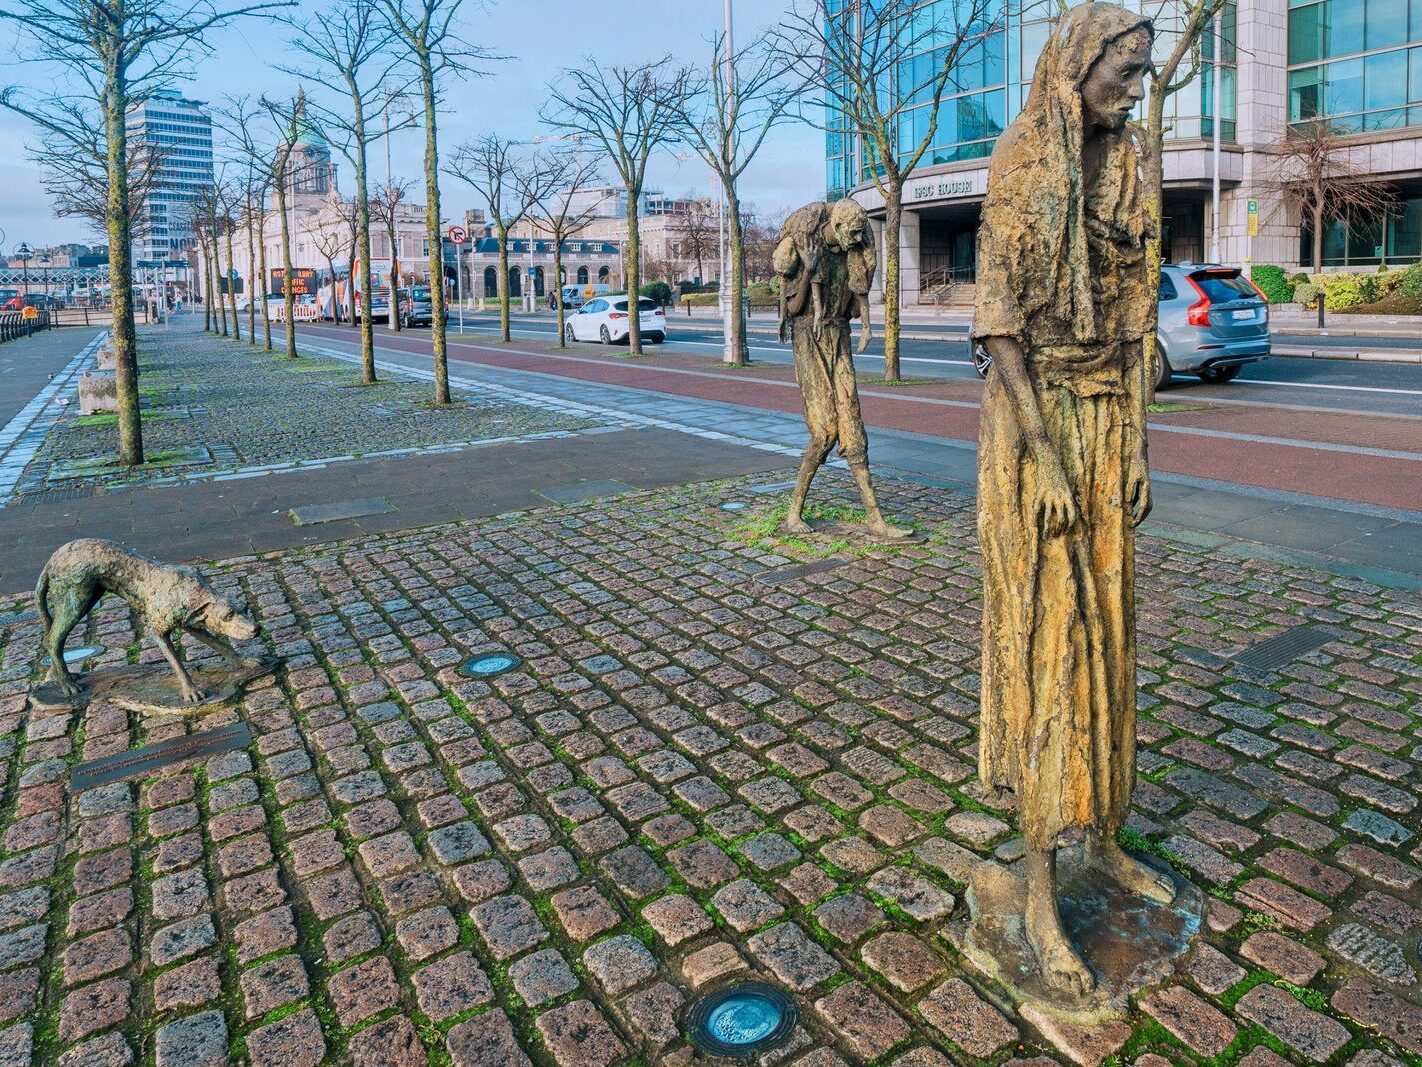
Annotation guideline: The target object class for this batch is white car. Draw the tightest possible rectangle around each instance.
[563,295,666,345]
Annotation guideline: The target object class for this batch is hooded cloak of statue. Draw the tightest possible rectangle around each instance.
[974,2,1155,851]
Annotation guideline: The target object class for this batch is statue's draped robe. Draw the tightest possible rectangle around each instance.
[974,3,1155,851]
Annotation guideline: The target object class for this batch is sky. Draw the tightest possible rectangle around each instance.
[0,0,824,250]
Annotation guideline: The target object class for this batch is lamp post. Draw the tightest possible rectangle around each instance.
[39,251,51,299]
[1209,15,1222,264]
[719,0,734,364]
[14,243,32,297]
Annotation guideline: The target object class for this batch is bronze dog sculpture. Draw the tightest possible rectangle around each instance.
[36,538,260,704]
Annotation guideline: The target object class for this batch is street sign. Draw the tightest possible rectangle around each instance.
[447,225,467,244]
[21,306,38,320]
[1247,199,1260,238]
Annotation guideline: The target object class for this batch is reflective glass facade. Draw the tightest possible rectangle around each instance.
[1288,0,1422,131]
[827,0,1239,198]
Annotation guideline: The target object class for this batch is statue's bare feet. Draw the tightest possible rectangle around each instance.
[180,683,205,705]
[1025,899,1095,997]
[1089,835,1175,905]
[867,519,914,540]
[54,675,82,698]
[782,516,814,536]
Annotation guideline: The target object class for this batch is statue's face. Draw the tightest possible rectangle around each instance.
[829,215,862,253]
[1081,28,1151,132]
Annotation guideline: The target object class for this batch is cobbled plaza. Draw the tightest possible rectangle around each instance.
[0,465,1418,1066]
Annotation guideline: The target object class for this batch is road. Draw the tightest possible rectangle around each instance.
[431,310,1422,418]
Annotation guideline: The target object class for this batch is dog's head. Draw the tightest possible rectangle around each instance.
[193,591,259,641]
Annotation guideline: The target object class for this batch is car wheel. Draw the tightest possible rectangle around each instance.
[648,332,665,345]
[1197,365,1240,383]
[971,341,992,378]
[1152,347,1173,391]
[599,325,611,345]
[564,324,576,344]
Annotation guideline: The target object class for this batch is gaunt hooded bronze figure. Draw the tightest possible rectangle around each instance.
[775,198,911,540]
[974,2,1172,997]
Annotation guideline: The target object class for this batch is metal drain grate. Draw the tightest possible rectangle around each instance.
[1232,625,1336,671]
[71,722,253,790]
[0,610,37,626]
[754,558,848,587]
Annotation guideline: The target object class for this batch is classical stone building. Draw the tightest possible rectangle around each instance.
[832,0,1422,306]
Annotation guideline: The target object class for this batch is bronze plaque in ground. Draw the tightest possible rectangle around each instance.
[70,722,252,791]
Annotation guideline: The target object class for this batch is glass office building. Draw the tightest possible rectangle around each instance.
[832,0,1422,305]
[125,92,215,262]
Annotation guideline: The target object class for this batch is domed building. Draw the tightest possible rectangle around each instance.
[282,87,337,202]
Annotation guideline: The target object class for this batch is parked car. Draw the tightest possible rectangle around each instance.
[563,295,666,345]
[970,263,1270,387]
[357,290,391,323]
[398,286,445,328]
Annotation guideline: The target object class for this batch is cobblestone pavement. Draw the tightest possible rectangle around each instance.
[0,472,1418,1066]
[15,324,598,496]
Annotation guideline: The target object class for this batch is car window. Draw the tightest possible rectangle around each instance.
[637,298,657,311]
[411,288,430,300]
[583,299,604,313]
[1159,275,1178,301]
[1189,270,1256,302]
[611,298,627,311]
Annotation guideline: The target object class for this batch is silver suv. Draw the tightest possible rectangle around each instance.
[971,262,1270,387]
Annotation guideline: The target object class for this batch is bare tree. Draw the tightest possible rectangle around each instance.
[776,0,995,381]
[312,205,351,324]
[740,204,788,284]
[450,135,556,342]
[674,32,804,364]
[259,91,305,357]
[377,0,498,405]
[0,0,285,464]
[9,97,170,244]
[216,95,274,349]
[544,57,695,354]
[1269,119,1395,327]
[216,176,245,340]
[679,197,715,287]
[282,0,408,383]
[527,148,602,348]
[1137,0,1229,390]
[371,176,414,328]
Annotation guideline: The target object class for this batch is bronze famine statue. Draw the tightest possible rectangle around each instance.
[775,198,911,540]
[37,538,262,706]
[971,3,1190,1002]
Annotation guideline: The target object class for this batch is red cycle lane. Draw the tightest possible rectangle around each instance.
[301,325,1422,513]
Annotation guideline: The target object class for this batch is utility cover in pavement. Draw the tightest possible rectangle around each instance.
[754,558,848,586]
[289,497,397,526]
[71,722,253,790]
[534,479,635,504]
[458,653,523,678]
[1232,625,1337,671]
[686,982,797,1059]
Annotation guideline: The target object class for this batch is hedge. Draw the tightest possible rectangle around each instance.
[1250,265,1293,304]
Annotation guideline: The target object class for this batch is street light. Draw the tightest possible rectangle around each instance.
[14,243,32,297]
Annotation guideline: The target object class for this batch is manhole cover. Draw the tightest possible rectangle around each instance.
[687,982,798,1060]
[720,501,748,511]
[1232,625,1336,671]
[41,644,104,666]
[458,653,523,678]
[289,497,397,526]
[71,722,253,790]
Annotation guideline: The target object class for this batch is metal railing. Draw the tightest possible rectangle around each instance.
[920,266,977,312]
[0,310,52,342]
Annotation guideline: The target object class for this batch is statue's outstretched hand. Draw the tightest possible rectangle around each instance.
[857,320,872,354]
[1127,445,1151,526]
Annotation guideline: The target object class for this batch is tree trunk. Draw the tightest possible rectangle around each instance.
[726,187,748,366]
[419,59,450,405]
[257,213,272,351]
[1313,200,1326,328]
[214,206,229,338]
[498,223,511,342]
[353,106,376,383]
[274,149,297,358]
[225,222,241,340]
[326,257,338,323]
[102,61,143,466]
[626,195,642,354]
[882,187,902,382]
[245,211,257,344]
[201,232,213,333]
[554,239,566,347]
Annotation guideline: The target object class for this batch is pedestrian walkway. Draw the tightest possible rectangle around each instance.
[0,328,105,498]
[302,328,1422,589]
[1,470,1416,1066]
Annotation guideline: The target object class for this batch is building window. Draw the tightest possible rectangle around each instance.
[1300,195,1422,265]
[1288,0,1422,131]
